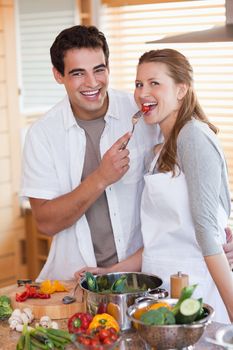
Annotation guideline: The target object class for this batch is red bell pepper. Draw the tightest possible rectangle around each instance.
[16,284,50,302]
[68,312,93,334]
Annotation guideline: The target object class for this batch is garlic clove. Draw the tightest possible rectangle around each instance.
[23,308,34,322]
[20,313,30,325]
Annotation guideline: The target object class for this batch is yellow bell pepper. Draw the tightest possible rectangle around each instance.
[88,313,120,332]
[40,279,68,294]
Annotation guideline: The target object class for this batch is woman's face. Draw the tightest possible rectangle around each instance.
[134,61,185,133]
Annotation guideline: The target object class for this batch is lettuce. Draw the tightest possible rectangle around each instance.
[0,295,13,320]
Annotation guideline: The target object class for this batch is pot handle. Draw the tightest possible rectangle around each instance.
[149,287,169,299]
[134,288,168,304]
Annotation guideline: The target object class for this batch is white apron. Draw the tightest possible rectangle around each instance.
[141,152,230,323]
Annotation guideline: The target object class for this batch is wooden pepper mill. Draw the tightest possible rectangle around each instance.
[170,271,189,298]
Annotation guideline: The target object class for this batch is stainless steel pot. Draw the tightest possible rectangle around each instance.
[80,272,167,330]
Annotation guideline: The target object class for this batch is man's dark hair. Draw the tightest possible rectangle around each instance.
[50,25,109,75]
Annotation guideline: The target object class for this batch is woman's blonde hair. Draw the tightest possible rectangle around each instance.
[138,49,218,175]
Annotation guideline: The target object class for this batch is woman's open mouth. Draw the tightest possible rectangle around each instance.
[142,102,157,114]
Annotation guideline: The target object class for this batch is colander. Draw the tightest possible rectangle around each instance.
[127,297,214,349]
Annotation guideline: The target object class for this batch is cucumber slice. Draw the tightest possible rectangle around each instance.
[180,298,201,316]
[176,298,201,324]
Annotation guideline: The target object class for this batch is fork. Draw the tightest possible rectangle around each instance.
[120,110,143,150]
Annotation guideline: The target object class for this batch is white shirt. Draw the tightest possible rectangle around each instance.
[20,88,160,281]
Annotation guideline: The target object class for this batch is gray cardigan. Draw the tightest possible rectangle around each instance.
[177,119,231,256]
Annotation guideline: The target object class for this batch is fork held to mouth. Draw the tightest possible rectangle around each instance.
[120,110,144,150]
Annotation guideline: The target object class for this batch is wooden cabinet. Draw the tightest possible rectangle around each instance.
[24,209,51,281]
[0,0,26,288]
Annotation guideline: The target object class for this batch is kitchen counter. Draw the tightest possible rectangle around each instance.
[0,285,225,350]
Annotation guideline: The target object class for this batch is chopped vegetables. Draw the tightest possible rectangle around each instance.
[0,295,12,320]
[68,312,93,334]
[88,313,120,332]
[40,280,68,294]
[16,284,51,302]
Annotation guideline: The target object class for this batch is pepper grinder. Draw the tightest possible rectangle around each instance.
[170,271,189,298]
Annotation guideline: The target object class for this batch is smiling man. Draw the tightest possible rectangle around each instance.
[20,25,160,281]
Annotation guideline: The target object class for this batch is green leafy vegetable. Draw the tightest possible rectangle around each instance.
[0,294,13,320]
[86,272,98,292]
[111,275,127,293]
[86,272,148,294]
[140,307,176,325]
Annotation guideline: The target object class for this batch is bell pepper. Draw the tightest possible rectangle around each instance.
[40,279,68,294]
[68,312,93,334]
[15,284,51,302]
[88,313,120,332]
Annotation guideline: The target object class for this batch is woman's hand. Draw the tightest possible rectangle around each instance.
[223,227,233,266]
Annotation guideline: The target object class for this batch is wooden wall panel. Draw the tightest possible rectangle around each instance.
[0,133,10,157]
[0,158,10,182]
[0,83,7,106]
[0,108,8,131]
[0,33,4,55]
[0,11,3,31]
[0,57,5,81]
[0,0,13,6]
[0,254,16,285]
[0,229,15,255]
[0,207,13,232]
[0,183,11,207]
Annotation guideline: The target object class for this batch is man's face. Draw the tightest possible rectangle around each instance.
[53,48,109,120]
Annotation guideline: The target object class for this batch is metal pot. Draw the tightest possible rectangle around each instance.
[80,272,167,330]
[127,297,214,349]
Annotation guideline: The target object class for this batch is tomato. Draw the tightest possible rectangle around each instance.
[90,338,101,346]
[109,333,118,342]
[108,327,117,334]
[99,328,110,341]
[77,336,91,345]
[103,337,114,345]
[142,105,150,113]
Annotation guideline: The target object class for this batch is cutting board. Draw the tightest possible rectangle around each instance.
[8,281,85,320]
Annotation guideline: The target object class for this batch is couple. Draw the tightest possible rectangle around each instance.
[21,25,233,323]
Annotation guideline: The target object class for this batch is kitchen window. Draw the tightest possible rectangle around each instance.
[16,0,77,116]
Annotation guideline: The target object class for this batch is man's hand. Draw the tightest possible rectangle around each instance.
[74,266,111,280]
[96,132,132,187]
[223,227,233,266]
[28,132,132,236]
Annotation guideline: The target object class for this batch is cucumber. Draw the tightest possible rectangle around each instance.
[172,284,197,315]
[176,298,201,324]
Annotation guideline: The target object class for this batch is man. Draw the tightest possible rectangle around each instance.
[20,25,160,281]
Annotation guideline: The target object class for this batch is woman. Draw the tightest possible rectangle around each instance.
[75,49,233,323]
